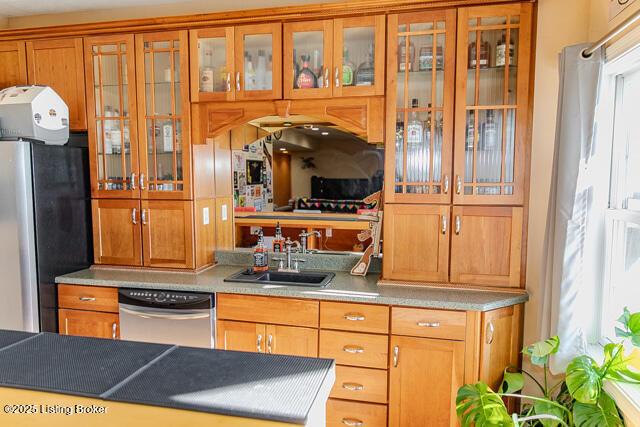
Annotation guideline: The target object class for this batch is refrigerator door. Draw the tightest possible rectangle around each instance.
[0,140,39,332]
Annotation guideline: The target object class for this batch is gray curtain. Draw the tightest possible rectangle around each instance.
[539,44,604,374]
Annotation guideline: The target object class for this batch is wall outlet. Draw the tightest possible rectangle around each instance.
[203,207,210,225]
[326,227,332,237]
[221,204,228,221]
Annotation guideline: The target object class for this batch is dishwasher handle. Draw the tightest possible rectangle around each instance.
[120,306,211,321]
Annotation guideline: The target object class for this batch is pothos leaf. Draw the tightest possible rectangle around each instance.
[601,343,640,384]
[500,369,524,394]
[573,393,623,427]
[522,336,560,366]
[565,355,602,404]
[456,383,514,427]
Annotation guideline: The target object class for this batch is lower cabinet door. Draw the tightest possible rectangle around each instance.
[267,325,318,357]
[216,320,265,353]
[450,206,523,287]
[326,399,387,427]
[389,335,464,427]
[92,199,142,266]
[382,204,450,283]
[58,309,119,339]
[141,200,194,269]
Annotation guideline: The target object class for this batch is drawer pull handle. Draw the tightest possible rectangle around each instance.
[79,297,96,302]
[486,321,495,344]
[267,334,273,354]
[393,345,399,367]
[257,334,263,353]
[342,418,363,426]
[344,313,365,321]
[342,382,364,391]
[417,321,440,328]
[343,345,364,354]
[112,322,118,340]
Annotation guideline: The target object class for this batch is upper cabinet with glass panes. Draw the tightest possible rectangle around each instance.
[190,24,282,102]
[135,31,192,200]
[284,16,385,99]
[454,4,533,205]
[84,34,139,199]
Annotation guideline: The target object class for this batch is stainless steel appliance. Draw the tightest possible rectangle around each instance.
[0,85,92,333]
[118,289,215,348]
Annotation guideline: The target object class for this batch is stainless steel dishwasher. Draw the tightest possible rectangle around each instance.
[118,289,215,348]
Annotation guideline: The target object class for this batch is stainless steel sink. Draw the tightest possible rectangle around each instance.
[224,269,335,287]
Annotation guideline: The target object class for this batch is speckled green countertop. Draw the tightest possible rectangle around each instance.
[55,251,528,312]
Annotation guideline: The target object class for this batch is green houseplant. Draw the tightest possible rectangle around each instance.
[456,308,640,426]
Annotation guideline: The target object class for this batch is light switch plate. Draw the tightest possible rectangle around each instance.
[221,204,228,221]
[326,227,332,237]
[203,207,210,225]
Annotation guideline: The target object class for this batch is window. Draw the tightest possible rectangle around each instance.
[600,63,640,342]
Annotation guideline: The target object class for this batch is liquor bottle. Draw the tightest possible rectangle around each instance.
[342,48,355,86]
[395,119,404,184]
[273,222,285,253]
[465,113,475,150]
[355,44,375,86]
[468,38,490,68]
[253,229,269,272]
[312,49,322,87]
[406,99,424,182]
[398,38,415,72]
[295,55,317,89]
[418,45,433,71]
[481,110,498,150]
[256,49,267,90]
[496,35,515,67]
[245,54,256,90]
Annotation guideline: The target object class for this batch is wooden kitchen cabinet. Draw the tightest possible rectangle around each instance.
[453,3,533,205]
[450,206,523,287]
[0,41,27,89]
[25,38,87,130]
[382,204,450,282]
[389,335,464,427]
[135,31,192,200]
[216,320,318,357]
[217,320,265,353]
[92,199,142,266]
[59,309,119,339]
[479,305,522,391]
[190,23,281,102]
[85,34,140,199]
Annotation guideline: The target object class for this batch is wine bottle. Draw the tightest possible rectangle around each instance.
[342,48,355,86]
[355,44,375,86]
[398,38,415,72]
[295,55,317,89]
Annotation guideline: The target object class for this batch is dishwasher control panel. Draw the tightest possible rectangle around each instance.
[119,289,214,309]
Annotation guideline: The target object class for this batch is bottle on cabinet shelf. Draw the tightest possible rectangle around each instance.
[273,222,285,253]
[342,48,355,86]
[253,229,269,272]
[245,54,257,90]
[355,44,375,86]
[418,45,444,71]
[468,38,490,69]
[496,35,516,67]
[295,55,317,89]
[398,38,415,72]
[256,50,267,90]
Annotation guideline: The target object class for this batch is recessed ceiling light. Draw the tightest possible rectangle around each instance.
[311,127,319,131]
[279,147,286,151]
[321,131,329,136]
[283,122,292,127]
[282,150,288,154]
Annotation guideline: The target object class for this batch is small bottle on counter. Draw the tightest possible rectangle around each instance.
[273,222,285,253]
[253,229,269,272]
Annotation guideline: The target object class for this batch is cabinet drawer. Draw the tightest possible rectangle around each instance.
[327,399,387,427]
[391,307,466,341]
[330,366,387,404]
[320,302,389,334]
[217,294,319,328]
[320,330,388,369]
[58,284,118,313]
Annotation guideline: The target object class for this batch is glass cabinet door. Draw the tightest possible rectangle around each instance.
[189,27,234,102]
[284,20,333,99]
[234,23,282,101]
[85,35,139,199]
[333,15,385,97]
[136,31,191,200]
[384,10,456,204]
[454,4,533,204]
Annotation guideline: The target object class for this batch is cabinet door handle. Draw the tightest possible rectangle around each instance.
[257,334,263,352]
[417,321,440,328]
[236,72,241,92]
[130,173,137,190]
[112,322,118,339]
[441,215,447,234]
[131,208,138,225]
[443,175,449,194]
[335,66,340,88]
[324,67,330,89]
[455,215,461,235]
[79,296,96,302]
[486,321,495,344]
[393,345,399,367]
[226,72,231,92]
[342,382,364,391]
[141,209,147,225]
[139,173,146,190]
[267,334,273,354]
[343,345,364,354]
[343,313,365,321]
[342,418,363,426]
[455,175,462,194]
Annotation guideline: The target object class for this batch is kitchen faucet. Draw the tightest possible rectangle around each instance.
[272,237,305,273]
[298,230,321,254]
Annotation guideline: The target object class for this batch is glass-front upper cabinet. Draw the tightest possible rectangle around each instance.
[190,24,281,102]
[136,31,191,200]
[333,15,385,97]
[284,20,333,99]
[384,10,456,204]
[85,34,139,199]
[454,4,533,205]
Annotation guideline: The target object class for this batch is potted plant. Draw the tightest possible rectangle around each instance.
[456,308,640,426]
